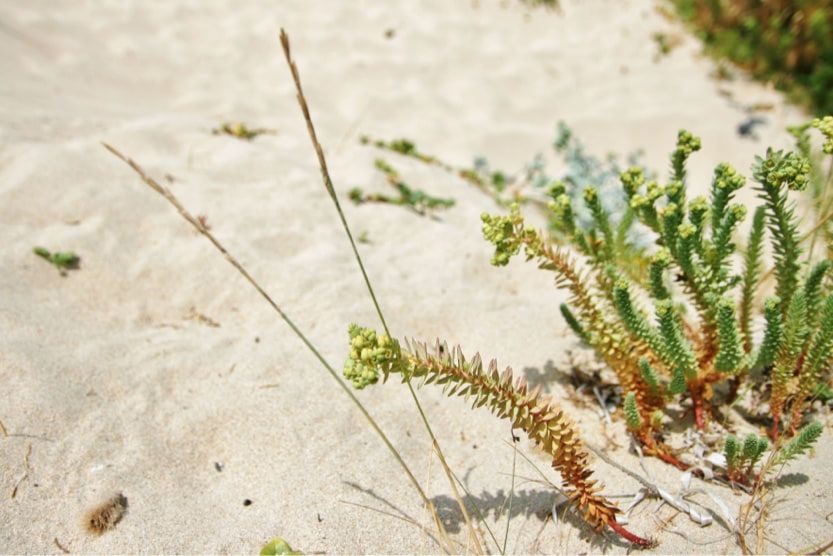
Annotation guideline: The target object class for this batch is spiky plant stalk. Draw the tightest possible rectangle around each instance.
[790,294,833,429]
[773,421,824,466]
[739,207,766,353]
[752,149,811,314]
[624,392,643,431]
[715,296,746,375]
[343,325,652,547]
[560,303,590,344]
[639,358,662,397]
[802,260,832,329]
[770,291,808,439]
[754,297,783,370]
[583,186,615,262]
[723,433,768,483]
[655,298,711,428]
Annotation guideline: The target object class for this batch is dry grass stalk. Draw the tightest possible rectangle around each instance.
[279,28,485,553]
[103,143,455,553]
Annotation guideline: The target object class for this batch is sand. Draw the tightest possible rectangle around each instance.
[1,0,830,553]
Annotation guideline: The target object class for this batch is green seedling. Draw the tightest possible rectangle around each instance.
[33,247,80,274]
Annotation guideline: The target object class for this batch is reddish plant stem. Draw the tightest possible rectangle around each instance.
[640,433,689,470]
[727,469,752,487]
[655,448,688,470]
[690,385,706,430]
[770,415,781,442]
[787,417,799,437]
[726,376,741,404]
[606,517,653,548]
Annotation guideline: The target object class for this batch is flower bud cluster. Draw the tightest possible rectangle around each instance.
[344,324,402,389]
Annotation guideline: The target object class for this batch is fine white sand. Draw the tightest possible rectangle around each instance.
[1,0,830,553]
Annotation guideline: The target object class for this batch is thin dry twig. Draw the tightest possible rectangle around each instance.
[11,444,32,499]
[53,537,70,554]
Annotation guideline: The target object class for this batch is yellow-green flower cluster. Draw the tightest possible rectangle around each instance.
[481,204,540,266]
[812,116,833,154]
[344,324,402,389]
[753,149,811,191]
[675,129,702,157]
[549,193,578,236]
[712,162,746,192]
[620,167,645,198]
[671,129,702,182]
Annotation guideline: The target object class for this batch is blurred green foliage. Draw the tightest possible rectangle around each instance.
[260,538,302,555]
[671,0,833,115]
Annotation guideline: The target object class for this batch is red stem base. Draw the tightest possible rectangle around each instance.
[655,448,689,470]
[691,386,706,430]
[607,517,653,548]
[640,433,689,471]
[770,414,780,442]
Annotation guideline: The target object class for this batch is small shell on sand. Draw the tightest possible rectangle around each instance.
[84,493,128,535]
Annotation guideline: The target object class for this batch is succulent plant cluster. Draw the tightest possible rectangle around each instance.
[481,122,832,464]
[343,119,833,547]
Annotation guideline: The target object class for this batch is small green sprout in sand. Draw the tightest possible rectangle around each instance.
[212,122,275,141]
[33,247,80,275]
[349,159,454,215]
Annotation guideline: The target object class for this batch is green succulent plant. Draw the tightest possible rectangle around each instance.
[482,124,832,469]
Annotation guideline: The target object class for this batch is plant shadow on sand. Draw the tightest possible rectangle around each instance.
[431,489,621,551]
[521,360,561,393]
[344,480,624,551]
[774,472,810,488]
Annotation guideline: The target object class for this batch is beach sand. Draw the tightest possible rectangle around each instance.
[1,0,830,553]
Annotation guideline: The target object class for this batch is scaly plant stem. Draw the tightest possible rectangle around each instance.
[102,144,452,553]
[347,327,653,547]
[805,157,833,261]
[691,383,707,430]
[278,29,484,553]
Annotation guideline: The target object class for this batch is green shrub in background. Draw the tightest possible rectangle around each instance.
[671,0,833,115]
